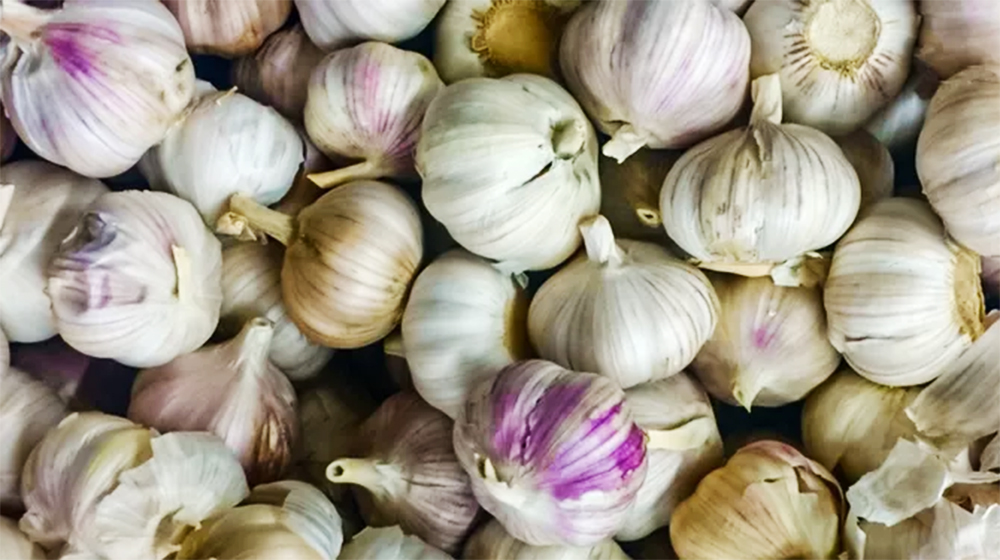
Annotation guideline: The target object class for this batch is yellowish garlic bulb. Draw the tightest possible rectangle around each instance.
[162,0,292,57]
[917,0,1000,79]
[598,149,677,243]
[834,129,894,215]
[464,518,629,560]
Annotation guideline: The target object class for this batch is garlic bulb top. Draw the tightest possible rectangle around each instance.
[744,0,918,136]
[232,24,325,121]
[339,526,453,560]
[293,0,447,51]
[834,130,894,215]
[417,74,600,272]
[47,191,223,368]
[660,74,861,274]
[0,161,107,343]
[917,0,1000,78]
[0,517,45,560]
[162,0,292,57]
[528,215,720,389]
[560,0,750,161]
[598,149,678,243]
[464,518,630,560]
[0,0,195,178]
[0,103,16,163]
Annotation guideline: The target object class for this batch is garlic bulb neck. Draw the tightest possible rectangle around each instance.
[233,317,275,375]
[954,246,986,340]
[172,246,194,305]
[325,458,402,497]
[749,74,783,125]
[308,160,384,189]
[552,120,586,159]
[579,215,624,267]
[0,1,52,47]
[217,194,295,245]
[805,0,880,72]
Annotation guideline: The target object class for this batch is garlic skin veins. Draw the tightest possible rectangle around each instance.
[0,161,107,343]
[464,518,630,560]
[598,149,678,243]
[293,0,447,51]
[232,24,325,121]
[162,0,292,58]
[1,517,45,560]
[834,130,894,215]
[339,526,452,560]
[917,0,1000,79]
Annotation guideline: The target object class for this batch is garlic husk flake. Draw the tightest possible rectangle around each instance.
[162,0,292,58]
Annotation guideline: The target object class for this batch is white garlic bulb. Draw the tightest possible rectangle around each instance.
[47,191,223,368]
[305,42,443,188]
[864,61,940,152]
[417,74,600,272]
[0,161,107,343]
[0,0,195,178]
[232,24,325,121]
[917,0,1000,79]
[401,249,530,418]
[465,518,629,560]
[660,74,861,275]
[162,0,292,57]
[834,130,894,215]
[1,103,16,163]
[824,197,985,386]
[0,517,45,560]
[598,149,678,243]
[529,216,719,389]
[744,0,919,136]
[340,526,453,560]
[560,0,750,161]
[293,0,446,51]
[917,65,1000,257]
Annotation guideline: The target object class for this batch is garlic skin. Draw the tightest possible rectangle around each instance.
[598,149,678,243]
[0,161,107,343]
[417,74,600,272]
[560,0,750,161]
[47,191,223,368]
[864,60,940,152]
[401,249,531,418]
[834,130,894,215]
[243,480,344,560]
[293,0,447,51]
[917,0,1000,79]
[0,0,195,178]
[454,360,647,546]
[0,517,45,560]
[305,42,443,188]
[232,24,325,121]
[1,103,16,163]
[339,526,452,560]
[916,65,1000,257]
[824,197,985,386]
[162,0,292,58]
[744,0,918,136]
[529,216,719,389]
[464,518,630,560]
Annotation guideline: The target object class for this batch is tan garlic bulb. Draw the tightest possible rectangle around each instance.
[834,130,894,215]
[218,181,423,348]
[690,274,841,410]
[464,518,630,560]
[824,197,985,386]
[660,74,861,276]
[744,0,918,135]
[917,0,1000,78]
[917,65,1000,257]
[294,0,446,51]
[162,0,291,57]
[598,149,678,243]
[232,24,325,121]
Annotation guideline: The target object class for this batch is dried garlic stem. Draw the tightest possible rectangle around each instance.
[326,457,394,492]
[579,215,624,267]
[646,417,717,451]
[552,121,586,159]
[750,73,783,125]
[308,160,384,189]
[172,245,193,305]
[602,124,649,164]
[635,208,661,228]
[0,1,53,46]
[233,317,275,374]
[699,261,775,277]
[217,194,295,245]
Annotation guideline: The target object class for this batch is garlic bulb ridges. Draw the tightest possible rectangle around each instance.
[293,0,447,51]
[232,24,325,121]
[163,0,292,58]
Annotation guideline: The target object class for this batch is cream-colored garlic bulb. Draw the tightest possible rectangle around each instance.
[690,274,841,409]
[560,0,750,162]
[864,60,940,152]
[0,161,107,343]
[835,130,894,215]
[293,0,446,51]
[417,74,600,272]
[744,0,918,136]
[465,518,629,560]
[916,65,1000,257]
[598,149,678,243]
[528,216,718,389]
[233,24,325,121]
[917,0,1000,79]
[340,526,452,560]
[824,197,985,386]
[401,249,530,418]
[1,517,45,560]
[305,42,443,188]
[162,0,291,57]
[1,103,16,163]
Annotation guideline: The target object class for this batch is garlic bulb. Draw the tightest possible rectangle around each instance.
[917,0,1000,78]
[0,0,195,178]
[743,0,918,136]
[140,85,303,225]
[916,65,1000,257]
[1,103,16,163]
[47,191,223,368]
[824,197,985,386]
[454,360,646,546]
[660,74,861,275]
[1,517,45,560]
[670,440,844,560]
[0,161,107,343]
[232,24,325,121]
[401,249,530,418]
[864,60,940,152]
[305,42,443,188]
[218,181,422,348]
[560,0,750,161]
[220,243,333,380]
[598,149,678,243]
[417,74,600,272]
[325,393,478,554]
[162,0,291,57]
[834,130,894,215]
[340,526,452,560]
[690,274,840,409]
[293,0,447,51]
[528,216,719,389]
[464,518,630,560]
[617,374,724,541]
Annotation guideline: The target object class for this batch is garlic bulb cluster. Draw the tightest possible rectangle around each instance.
[916,65,1000,257]
[691,274,840,409]
[340,526,452,560]
[464,518,629,560]
[1,104,16,163]
[744,0,918,136]
[232,24,325,121]
[528,216,719,389]
[864,61,940,152]
[835,130,894,215]
[162,0,291,57]
[560,0,750,162]
[0,161,107,343]
[417,74,600,272]
[305,42,443,188]
[0,0,195,178]
[401,249,530,418]
[824,197,985,386]
[47,191,223,368]
[454,360,646,546]
[598,149,677,242]
[293,0,447,51]
[917,0,1000,78]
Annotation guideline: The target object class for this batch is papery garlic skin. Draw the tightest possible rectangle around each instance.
[0,161,107,343]
[0,103,16,163]
[916,65,1000,257]
[163,0,291,57]
[0,517,45,560]
[598,149,677,243]
[856,497,1000,560]
[417,74,600,272]
[233,24,325,121]
[917,0,1000,79]
[293,0,446,51]
[560,0,750,161]
[864,61,940,152]
[0,0,195,178]
[339,526,452,560]
[834,130,894,215]
[465,518,630,560]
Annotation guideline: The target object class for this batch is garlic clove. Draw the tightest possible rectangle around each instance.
[162,0,292,58]
[598,148,678,243]
[176,504,326,560]
[232,24,325,121]
[293,0,446,51]
[339,526,452,560]
[834,130,894,216]
[464,518,630,560]
[917,0,1000,79]
[1,517,45,560]
[244,480,343,560]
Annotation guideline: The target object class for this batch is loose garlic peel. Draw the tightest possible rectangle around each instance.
[339,526,453,560]
[598,149,677,242]
[463,518,629,560]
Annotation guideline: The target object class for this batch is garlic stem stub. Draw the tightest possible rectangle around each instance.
[834,129,894,215]
[560,0,750,161]
[917,0,1000,79]
[0,0,195,178]
[293,0,447,51]
[339,526,453,560]
[864,59,940,152]
[464,518,630,560]
[232,24,325,121]
[598,148,678,242]
[163,0,290,58]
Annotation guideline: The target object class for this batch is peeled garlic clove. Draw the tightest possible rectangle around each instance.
[305,42,443,188]
[47,191,223,368]
[917,0,1000,79]
[1,103,17,163]
[560,0,750,161]
[598,149,677,243]
[1,517,45,560]
[464,518,629,560]
[340,526,452,560]
[401,249,530,418]
[824,198,985,386]
[834,130,894,216]
[0,161,107,343]
[293,0,446,51]
[0,0,195,178]
[864,60,940,152]
[163,0,291,57]
[232,24,325,121]
[454,360,646,546]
